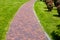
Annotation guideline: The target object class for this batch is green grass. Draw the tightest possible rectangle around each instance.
[34,1,60,40]
[0,0,28,40]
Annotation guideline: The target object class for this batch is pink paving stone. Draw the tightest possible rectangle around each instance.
[6,0,49,40]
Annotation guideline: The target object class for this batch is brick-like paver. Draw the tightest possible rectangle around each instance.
[6,0,49,40]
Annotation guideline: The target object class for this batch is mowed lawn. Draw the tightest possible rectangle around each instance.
[0,0,28,40]
[34,1,60,40]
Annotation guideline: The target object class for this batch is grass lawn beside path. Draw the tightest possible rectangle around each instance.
[34,1,60,40]
[0,0,28,40]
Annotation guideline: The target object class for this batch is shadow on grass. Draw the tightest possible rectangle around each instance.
[51,31,60,40]
[53,14,60,17]
[44,7,49,12]
[56,25,60,29]
[44,10,52,12]
[44,7,52,12]
[51,25,60,40]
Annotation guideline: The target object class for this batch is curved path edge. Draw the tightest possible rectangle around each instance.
[6,0,50,40]
[33,1,51,40]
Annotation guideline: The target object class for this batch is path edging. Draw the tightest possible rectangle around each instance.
[33,1,51,40]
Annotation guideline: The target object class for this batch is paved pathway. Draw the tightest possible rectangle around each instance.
[6,0,49,40]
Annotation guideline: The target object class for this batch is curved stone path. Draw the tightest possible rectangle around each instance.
[6,0,49,40]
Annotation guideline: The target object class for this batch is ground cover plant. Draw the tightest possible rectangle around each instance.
[0,0,28,40]
[34,1,60,40]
